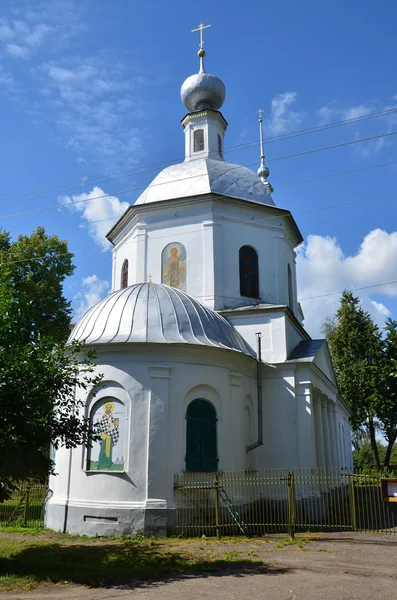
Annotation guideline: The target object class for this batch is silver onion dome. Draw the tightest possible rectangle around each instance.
[68,282,255,357]
[181,49,226,112]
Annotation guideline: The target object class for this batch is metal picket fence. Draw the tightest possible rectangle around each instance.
[0,482,48,527]
[174,467,397,538]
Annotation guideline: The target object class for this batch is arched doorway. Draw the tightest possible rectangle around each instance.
[185,399,218,472]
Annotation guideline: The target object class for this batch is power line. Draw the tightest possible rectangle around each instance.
[2,189,397,267]
[1,106,396,208]
[2,129,397,222]
[55,159,397,232]
[298,280,397,301]
[228,107,397,153]
[277,160,397,188]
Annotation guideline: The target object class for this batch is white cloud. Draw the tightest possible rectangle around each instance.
[265,92,302,135]
[73,274,110,320]
[0,2,150,170]
[297,229,397,337]
[371,300,391,318]
[60,186,129,251]
[317,103,372,125]
[0,17,55,58]
[34,57,146,170]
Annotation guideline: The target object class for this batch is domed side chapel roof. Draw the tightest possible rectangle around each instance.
[69,283,256,358]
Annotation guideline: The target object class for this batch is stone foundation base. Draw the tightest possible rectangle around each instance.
[45,502,176,537]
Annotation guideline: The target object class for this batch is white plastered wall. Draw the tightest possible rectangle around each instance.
[110,198,300,316]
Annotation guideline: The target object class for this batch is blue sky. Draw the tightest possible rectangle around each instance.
[1,0,397,336]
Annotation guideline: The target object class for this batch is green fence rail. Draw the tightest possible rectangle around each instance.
[0,483,48,527]
[174,467,397,538]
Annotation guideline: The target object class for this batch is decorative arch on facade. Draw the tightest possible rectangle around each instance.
[161,242,186,291]
[121,259,129,289]
[193,128,204,152]
[239,245,259,298]
[288,264,293,310]
[86,394,126,472]
[185,398,218,472]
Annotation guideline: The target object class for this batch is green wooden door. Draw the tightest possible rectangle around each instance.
[186,399,218,472]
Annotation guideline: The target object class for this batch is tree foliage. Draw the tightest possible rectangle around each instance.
[324,292,397,470]
[0,227,102,501]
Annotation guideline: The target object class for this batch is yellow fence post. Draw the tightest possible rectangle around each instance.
[23,486,30,526]
[288,472,296,540]
[348,476,357,531]
[214,474,221,540]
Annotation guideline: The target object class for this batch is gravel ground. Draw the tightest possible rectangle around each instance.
[1,532,396,600]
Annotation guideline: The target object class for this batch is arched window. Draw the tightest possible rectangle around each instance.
[121,259,128,289]
[87,398,125,472]
[193,129,204,152]
[186,399,218,472]
[239,246,259,298]
[218,134,223,158]
[288,264,293,310]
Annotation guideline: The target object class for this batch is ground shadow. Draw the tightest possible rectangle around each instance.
[312,534,397,547]
[0,541,292,589]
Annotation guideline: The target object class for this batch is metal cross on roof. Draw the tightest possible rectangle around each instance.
[191,23,211,49]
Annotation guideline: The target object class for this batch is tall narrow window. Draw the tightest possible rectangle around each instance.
[239,246,259,298]
[288,264,293,310]
[218,133,223,158]
[193,129,204,152]
[186,399,218,472]
[121,259,128,289]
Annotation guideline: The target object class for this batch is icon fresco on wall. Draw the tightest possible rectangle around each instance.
[162,242,186,291]
[88,399,125,471]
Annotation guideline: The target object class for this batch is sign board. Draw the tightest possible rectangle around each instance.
[381,478,397,503]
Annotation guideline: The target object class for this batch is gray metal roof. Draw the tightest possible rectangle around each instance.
[134,158,276,206]
[287,339,325,362]
[68,282,256,357]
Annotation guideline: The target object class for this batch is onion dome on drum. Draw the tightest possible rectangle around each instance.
[181,48,226,113]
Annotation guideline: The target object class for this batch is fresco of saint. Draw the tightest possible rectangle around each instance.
[88,399,124,471]
[162,242,186,291]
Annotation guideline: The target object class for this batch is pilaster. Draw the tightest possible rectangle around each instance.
[146,366,172,502]
[296,382,317,468]
[135,228,147,284]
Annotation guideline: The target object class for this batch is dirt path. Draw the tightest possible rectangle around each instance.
[1,533,396,599]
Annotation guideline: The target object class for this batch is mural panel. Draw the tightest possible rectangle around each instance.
[87,399,125,471]
[161,242,186,291]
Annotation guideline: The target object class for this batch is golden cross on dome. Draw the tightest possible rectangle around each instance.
[192,23,211,50]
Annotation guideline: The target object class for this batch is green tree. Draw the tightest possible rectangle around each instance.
[0,227,102,501]
[323,292,385,471]
[0,226,74,344]
[379,318,397,468]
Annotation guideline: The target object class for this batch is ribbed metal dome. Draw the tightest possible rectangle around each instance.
[69,283,255,357]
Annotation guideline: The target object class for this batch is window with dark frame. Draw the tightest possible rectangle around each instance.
[185,399,218,472]
[288,264,293,310]
[121,259,129,289]
[193,129,204,152]
[218,133,223,158]
[239,246,259,298]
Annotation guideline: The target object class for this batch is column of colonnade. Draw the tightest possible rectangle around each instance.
[321,397,332,467]
[314,392,341,469]
[313,395,326,468]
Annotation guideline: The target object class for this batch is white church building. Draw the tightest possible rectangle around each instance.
[46,36,353,536]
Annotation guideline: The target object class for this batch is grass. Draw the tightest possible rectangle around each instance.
[276,536,309,549]
[0,532,275,592]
